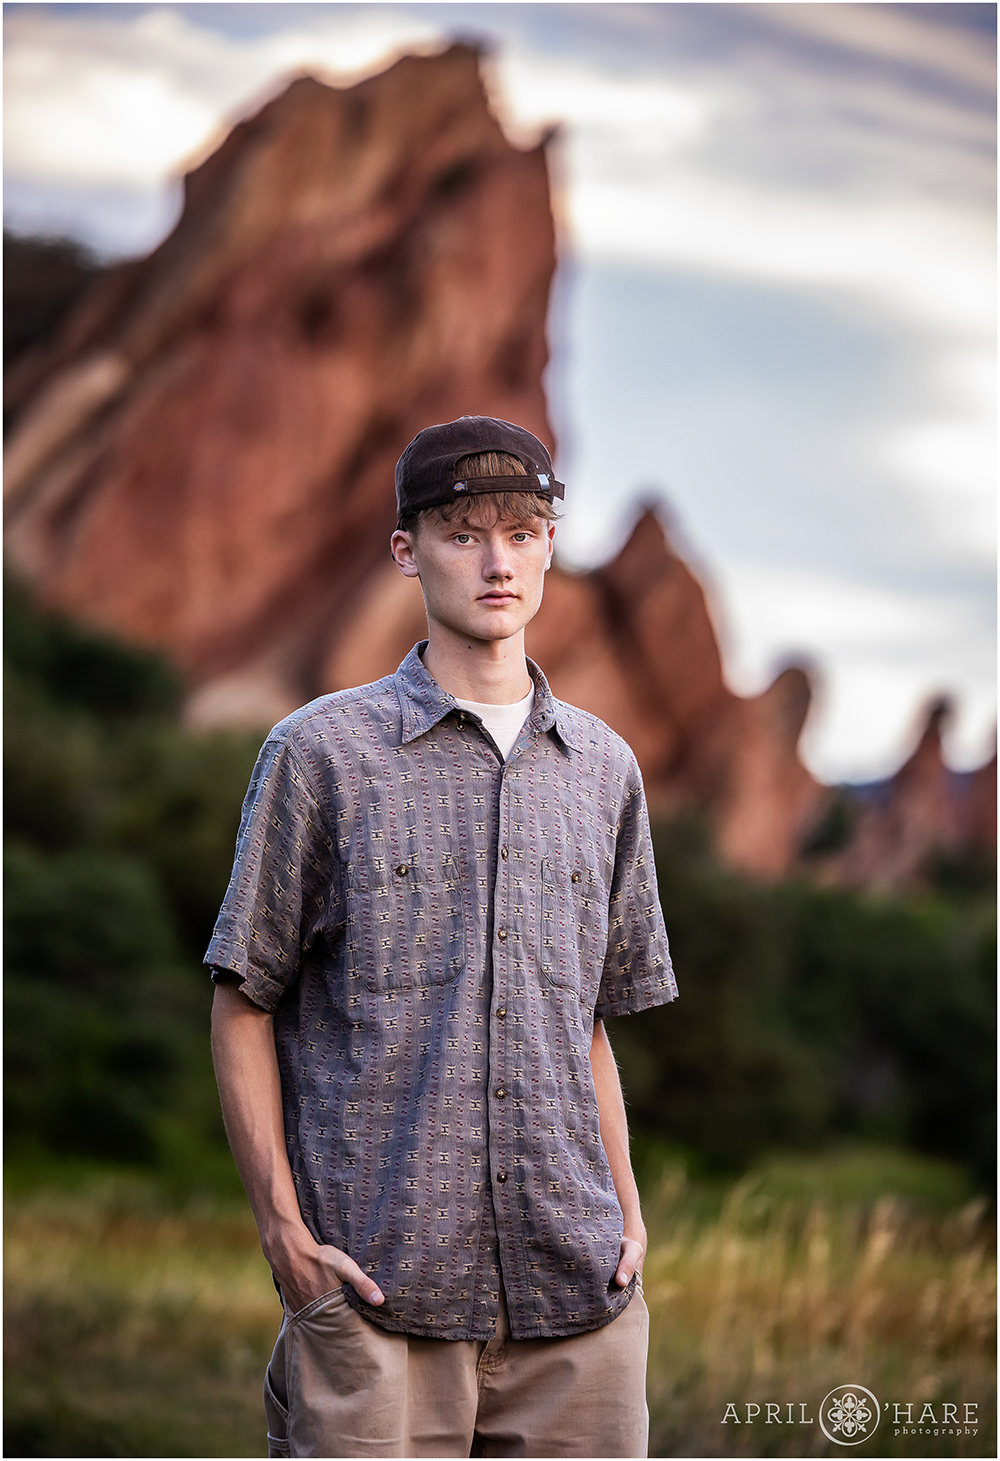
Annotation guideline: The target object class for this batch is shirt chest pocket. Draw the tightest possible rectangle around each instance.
[345,861,467,994]
[538,857,608,1000]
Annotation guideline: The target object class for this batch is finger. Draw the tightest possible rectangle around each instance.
[327,1251,384,1306]
[615,1239,643,1287]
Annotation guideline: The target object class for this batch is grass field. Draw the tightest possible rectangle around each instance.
[4,1146,995,1458]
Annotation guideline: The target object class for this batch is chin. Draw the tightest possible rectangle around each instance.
[474,622,520,641]
[476,616,528,643]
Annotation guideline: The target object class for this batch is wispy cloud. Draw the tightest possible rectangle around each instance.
[752,0,996,94]
[2,5,446,189]
[492,10,995,343]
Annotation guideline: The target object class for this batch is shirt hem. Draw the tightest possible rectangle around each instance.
[343,1280,637,1341]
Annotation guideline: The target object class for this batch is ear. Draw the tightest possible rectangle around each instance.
[390,529,421,579]
[545,521,555,569]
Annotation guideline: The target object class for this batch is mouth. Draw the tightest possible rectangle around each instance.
[478,592,518,604]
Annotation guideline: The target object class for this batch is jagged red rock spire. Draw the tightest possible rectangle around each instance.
[5,47,557,698]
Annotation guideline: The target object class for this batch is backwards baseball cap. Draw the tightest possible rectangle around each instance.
[395,415,565,516]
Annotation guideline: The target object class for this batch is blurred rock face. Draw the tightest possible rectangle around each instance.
[5,46,557,701]
[4,47,992,890]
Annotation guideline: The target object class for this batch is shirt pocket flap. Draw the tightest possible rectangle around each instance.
[346,860,465,993]
[540,857,600,889]
[538,858,606,998]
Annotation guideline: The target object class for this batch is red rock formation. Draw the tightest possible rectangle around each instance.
[530,507,828,875]
[818,698,969,891]
[713,667,829,878]
[961,743,997,862]
[5,46,557,697]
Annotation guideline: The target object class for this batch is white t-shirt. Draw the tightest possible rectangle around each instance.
[454,685,535,760]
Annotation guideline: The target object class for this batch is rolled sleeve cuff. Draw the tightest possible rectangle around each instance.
[594,962,679,1022]
[205,942,285,1014]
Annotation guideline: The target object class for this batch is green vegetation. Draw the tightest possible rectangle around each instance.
[4,577,995,1456]
[4,576,261,1191]
[3,229,106,376]
[617,814,996,1190]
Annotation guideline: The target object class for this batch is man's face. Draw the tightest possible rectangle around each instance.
[391,506,555,646]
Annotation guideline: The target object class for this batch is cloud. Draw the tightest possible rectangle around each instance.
[753,0,996,95]
[715,561,996,780]
[876,413,996,567]
[2,4,447,188]
[4,28,218,186]
[799,654,996,784]
[488,15,995,344]
[566,169,994,337]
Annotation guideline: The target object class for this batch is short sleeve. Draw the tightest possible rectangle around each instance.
[594,754,678,1021]
[204,735,339,1012]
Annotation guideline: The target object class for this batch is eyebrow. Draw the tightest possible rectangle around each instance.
[448,519,543,531]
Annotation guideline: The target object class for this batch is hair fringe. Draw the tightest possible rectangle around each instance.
[397,450,561,533]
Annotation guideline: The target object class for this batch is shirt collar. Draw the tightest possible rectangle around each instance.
[394,641,582,755]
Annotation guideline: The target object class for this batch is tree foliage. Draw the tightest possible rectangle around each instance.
[614,815,996,1188]
[4,577,261,1182]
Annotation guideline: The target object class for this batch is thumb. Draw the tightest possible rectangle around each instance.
[325,1248,385,1306]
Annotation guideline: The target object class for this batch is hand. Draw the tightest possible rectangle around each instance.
[614,1228,647,1288]
[265,1221,385,1312]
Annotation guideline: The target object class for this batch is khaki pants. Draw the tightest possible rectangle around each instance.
[264,1281,649,1458]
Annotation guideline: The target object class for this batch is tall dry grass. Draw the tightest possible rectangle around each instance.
[643,1168,995,1457]
[4,1165,995,1457]
[5,1189,277,1456]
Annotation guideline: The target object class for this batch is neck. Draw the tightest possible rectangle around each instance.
[422,627,533,704]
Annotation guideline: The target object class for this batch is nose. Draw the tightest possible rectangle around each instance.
[484,537,513,582]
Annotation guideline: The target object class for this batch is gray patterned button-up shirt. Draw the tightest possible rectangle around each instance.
[206,642,677,1340]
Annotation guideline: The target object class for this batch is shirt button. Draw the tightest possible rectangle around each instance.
[395,864,409,877]
[495,1087,508,1099]
[571,870,581,883]
[500,845,509,860]
[496,1007,507,1019]
[497,929,507,942]
[496,1171,508,1183]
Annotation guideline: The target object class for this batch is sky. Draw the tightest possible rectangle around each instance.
[3,1,996,783]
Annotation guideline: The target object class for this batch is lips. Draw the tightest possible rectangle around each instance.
[479,593,518,603]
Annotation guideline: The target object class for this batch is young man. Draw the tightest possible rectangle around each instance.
[208,415,678,1459]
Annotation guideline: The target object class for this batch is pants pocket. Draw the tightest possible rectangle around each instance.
[264,1324,291,1456]
[285,1284,346,1325]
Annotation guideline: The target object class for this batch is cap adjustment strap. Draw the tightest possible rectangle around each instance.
[447,473,565,499]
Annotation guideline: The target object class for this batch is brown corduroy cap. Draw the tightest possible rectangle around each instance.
[395,415,565,516]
